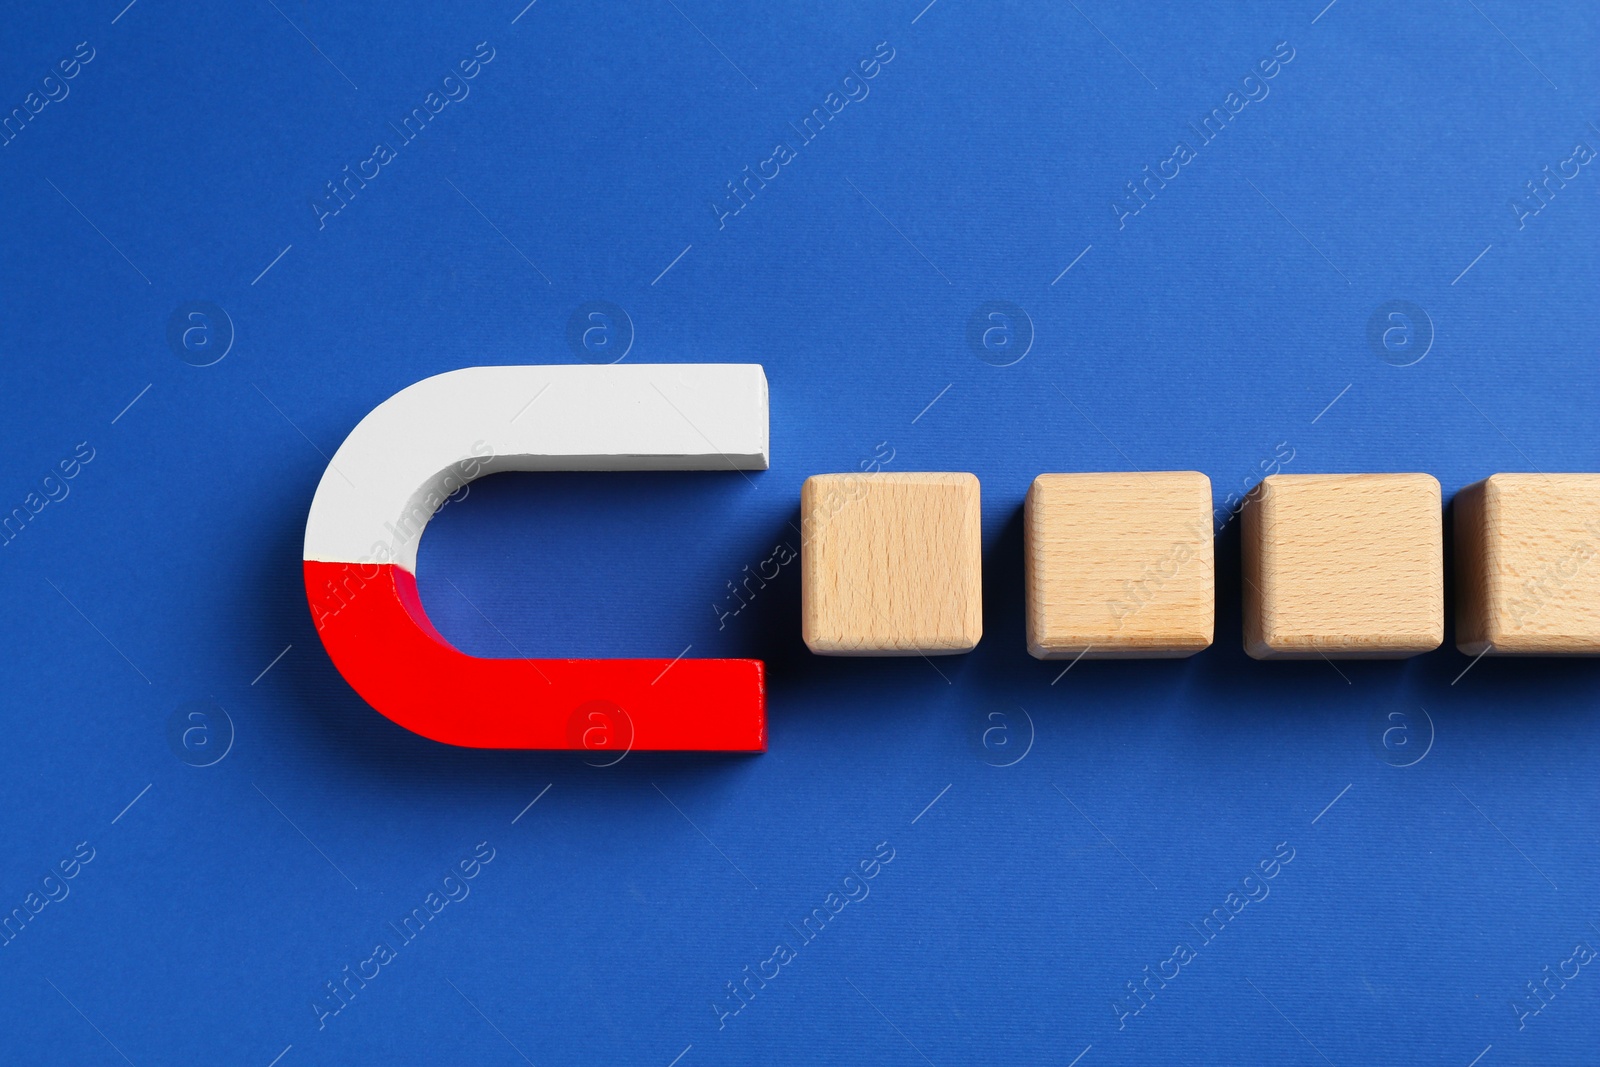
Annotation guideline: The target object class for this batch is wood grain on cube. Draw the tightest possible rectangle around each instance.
[801,472,982,656]
[1024,472,1214,659]
[1456,473,1600,655]
[1242,473,1443,659]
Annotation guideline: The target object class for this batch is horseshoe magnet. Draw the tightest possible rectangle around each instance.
[302,364,769,751]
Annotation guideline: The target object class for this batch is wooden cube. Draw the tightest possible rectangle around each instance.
[1024,472,1214,659]
[1456,473,1600,655]
[801,472,982,655]
[1242,473,1443,659]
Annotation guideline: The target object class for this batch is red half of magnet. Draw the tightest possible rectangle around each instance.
[303,560,766,752]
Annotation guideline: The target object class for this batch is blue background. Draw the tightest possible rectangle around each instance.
[2,1,1598,1063]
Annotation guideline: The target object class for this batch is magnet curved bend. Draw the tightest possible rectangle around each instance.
[302,364,768,751]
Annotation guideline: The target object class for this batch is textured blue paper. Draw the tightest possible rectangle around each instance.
[2,1,1597,1063]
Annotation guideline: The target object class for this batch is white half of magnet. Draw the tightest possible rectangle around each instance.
[303,363,769,572]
